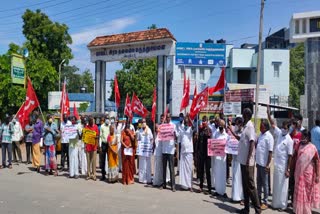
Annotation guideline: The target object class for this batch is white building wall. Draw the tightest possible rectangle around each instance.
[261,49,290,97]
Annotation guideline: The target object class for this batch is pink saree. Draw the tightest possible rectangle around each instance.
[293,143,320,214]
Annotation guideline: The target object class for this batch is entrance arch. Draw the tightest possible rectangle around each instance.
[87,28,176,121]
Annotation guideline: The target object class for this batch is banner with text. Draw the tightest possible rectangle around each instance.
[208,139,226,157]
[225,131,239,155]
[158,124,175,141]
[82,128,97,145]
[137,141,153,157]
[62,125,78,140]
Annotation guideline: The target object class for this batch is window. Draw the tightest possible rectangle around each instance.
[180,68,185,79]
[191,68,196,80]
[295,20,300,34]
[272,62,281,78]
[200,68,205,80]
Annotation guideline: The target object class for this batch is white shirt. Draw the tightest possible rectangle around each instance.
[209,123,217,136]
[11,121,23,142]
[256,131,274,167]
[61,120,72,143]
[273,126,293,171]
[237,120,256,166]
[176,123,183,143]
[178,126,194,153]
[137,127,153,143]
[214,129,230,141]
[161,122,177,155]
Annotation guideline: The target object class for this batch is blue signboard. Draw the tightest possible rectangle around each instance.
[175,42,226,66]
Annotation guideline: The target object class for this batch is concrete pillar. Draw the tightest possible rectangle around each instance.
[157,55,167,122]
[95,60,106,113]
[305,38,320,129]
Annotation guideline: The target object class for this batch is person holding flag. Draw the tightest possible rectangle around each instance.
[32,113,43,173]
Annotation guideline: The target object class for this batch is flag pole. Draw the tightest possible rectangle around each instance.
[13,102,25,119]
[38,106,46,122]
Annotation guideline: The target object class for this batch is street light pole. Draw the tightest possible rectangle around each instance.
[58,59,66,91]
[254,0,265,127]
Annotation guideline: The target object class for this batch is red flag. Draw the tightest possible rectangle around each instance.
[114,75,120,108]
[24,77,40,116]
[190,87,209,120]
[180,75,190,112]
[151,88,157,123]
[208,67,225,95]
[124,94,133,120]
[131,93,149,118]
[60,79,70,121]
[73,103,79,120]
[16,102,28,129]
[190,84,198,114]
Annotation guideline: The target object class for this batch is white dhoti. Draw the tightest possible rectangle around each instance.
[179,153,193,189]
[211,157,216,188]
[78,140,87,175]
[213,155,226,195]
[231,155,243,201]
[69,145,79,177]
[138,156,152,183]
[272,167,289,209]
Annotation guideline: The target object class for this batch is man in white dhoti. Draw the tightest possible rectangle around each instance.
[178,114,194,191]
[212,120,229,197]
[68,116,79,179]
[137,118,153,184]
[227,117,244,203]
[256,119,274,210]
[267,108,293,211]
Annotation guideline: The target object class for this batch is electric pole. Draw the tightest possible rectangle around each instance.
[254,0,265,127]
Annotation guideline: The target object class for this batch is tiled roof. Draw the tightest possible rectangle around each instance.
[88,28,176,47]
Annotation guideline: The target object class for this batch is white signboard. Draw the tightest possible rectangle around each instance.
[48,91,62,110]
[223,102,241,115]
[89,40,175,62]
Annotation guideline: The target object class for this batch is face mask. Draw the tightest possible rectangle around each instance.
[77,120,81,124]
[111,119,115,124]
[142,122,146,128]
[179,117,183,122]
[72,120,77,124]
[184,125,188,131]
[281,128,288,136]
[48,118,53,124]
[202,122,207,127]
[234,125,239,132]
[105,119,110,125]
[219,126,224,132]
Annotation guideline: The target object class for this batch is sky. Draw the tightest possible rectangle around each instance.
[0,0,319,78]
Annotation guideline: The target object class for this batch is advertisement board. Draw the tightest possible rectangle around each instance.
[176,42,225,66]
[11,54,25,85]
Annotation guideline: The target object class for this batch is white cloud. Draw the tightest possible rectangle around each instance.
[71,17,137,48]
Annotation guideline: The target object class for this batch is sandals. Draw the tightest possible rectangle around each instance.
[8,165,12,169]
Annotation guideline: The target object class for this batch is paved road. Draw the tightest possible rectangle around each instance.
[0,148,319,214]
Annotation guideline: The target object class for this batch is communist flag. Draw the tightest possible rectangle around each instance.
[124,93,133,120]
[190,87,208,120]
[114,75,120,108]
[60,79,70,121]
[73,102,79,120]
[208,67,225,95]
[131,93,149,118]
[180,70,190,112]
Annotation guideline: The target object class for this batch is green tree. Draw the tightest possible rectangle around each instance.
[109,58,157,109]
[22,9,73,71]
[289,43,305,108]
[79,102,89,112]
[80,69,94,93]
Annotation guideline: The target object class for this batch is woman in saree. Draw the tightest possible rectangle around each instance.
[121,122,136,185]
[293,130,320,214]
[107,126,119,183]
